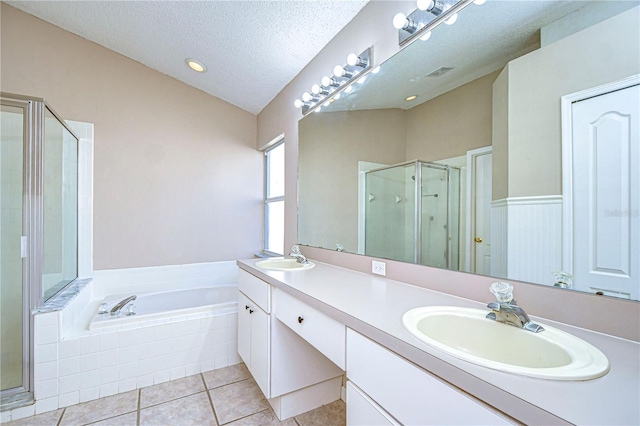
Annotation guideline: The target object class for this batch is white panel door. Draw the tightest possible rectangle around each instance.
[474,153,492,275]
[572,84,639,299]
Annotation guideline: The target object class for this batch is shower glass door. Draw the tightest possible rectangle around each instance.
[365,163,416,262]
[1,104,26,393]
[43,107,78,300]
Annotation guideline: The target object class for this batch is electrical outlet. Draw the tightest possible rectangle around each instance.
[372,260,386,276]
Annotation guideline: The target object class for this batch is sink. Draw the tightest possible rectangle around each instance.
[256,258,315,271]
[402,306,609,380]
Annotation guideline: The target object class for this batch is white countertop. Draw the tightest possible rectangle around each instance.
[238,258,640,425]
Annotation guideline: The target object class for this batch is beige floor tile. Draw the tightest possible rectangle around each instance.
[294,400,346,426]
[209,379,269,425]
[140,374,205,408]
[5,408,64,426]
[203,363,249,389]
[86,412,137,426]
[227,409,297,426]
[59,390,138,425]
[139,392,216,426]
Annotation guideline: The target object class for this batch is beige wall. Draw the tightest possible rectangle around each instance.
[298,109,406,252]
[491,67,509,201]
[1,3,261,269]
[258,1,415,251]
[497,7,640,198]
[405,71,498,162]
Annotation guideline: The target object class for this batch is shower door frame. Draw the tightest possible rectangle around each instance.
[1,93,80,409]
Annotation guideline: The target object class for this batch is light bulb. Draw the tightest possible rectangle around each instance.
[371,66,380,74]
[445,13,458,25]
[358,76,367,84]
[420,31,432,41]
[333,65,346,77]
[344,85,353,94]
[321,76,332,87]
[416,0,434,11]
[393,13,408,30]
[311,84,321,95]
[473,0,486,4]
[347,53,359,67]
[302,92,312,102]
[294,99,303,108]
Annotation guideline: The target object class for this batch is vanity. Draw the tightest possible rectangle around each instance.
[237,258,640,425]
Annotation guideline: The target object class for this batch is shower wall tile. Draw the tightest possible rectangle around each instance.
[35,361,58,382]
[58,357,79,377]
[59,339,79,359]
[80,335,101,355]
[58,374,79,394]
[35,342,58,363]
[59,391,80,408]
[35,378,58,399]
[36,325,59,345]
[80,386,100,403]
[35,396,58,414]
[80,369,100,389]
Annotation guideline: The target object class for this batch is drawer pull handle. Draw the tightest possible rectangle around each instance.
[249,309,254,314]
[245,305,250,310]
[298,316,304,324]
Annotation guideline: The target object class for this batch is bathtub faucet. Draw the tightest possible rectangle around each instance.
[110,295,137,316]
[289,245,309,265]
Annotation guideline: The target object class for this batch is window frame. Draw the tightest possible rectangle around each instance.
[263,138,285,256]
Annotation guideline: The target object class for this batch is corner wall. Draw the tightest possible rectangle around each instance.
[1,3,262,270]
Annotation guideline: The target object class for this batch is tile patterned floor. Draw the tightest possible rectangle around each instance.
[5,364,346,426]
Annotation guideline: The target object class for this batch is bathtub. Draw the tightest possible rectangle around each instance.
[89,286,237,330]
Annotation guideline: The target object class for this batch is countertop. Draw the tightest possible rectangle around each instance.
[237,258,640,425]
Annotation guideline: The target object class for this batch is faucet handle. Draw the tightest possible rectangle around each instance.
[290,245,301,255]
[489,282,513,303]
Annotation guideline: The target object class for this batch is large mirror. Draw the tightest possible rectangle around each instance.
[298,0,640,300]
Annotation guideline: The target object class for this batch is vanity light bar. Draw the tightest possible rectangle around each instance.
[395,0,475,46]
[295,47,373,116]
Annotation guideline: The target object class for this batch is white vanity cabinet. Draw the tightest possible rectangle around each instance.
[346,329,512,426]
[237,291,270,396]
[237,269,344,419]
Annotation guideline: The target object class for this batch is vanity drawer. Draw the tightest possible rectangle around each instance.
[275,289,346,370]
[346,329,511,425]
[346,381,400,426]
[238,269,271,313]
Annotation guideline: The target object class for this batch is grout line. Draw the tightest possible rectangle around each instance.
[202,373,221,426]
[56,408,66,426]
[137,389,141,426]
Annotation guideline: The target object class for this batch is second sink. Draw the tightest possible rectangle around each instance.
[256,258,315,271]
[402,306,610,380]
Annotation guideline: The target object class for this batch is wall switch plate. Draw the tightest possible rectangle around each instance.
[372,261,386,276]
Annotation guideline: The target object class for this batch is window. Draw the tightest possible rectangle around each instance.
[264,140,285,255]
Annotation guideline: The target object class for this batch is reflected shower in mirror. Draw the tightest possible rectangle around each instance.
[298,0,640,300]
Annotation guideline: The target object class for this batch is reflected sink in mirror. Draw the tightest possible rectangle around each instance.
[256,258,315,271]
[402,306,610,380]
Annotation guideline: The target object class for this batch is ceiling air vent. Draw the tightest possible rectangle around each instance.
[426,67,454,77]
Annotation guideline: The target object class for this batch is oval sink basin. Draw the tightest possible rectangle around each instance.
[403,306,609,380]
[256,258,315,271]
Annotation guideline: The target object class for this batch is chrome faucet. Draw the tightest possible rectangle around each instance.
[110,295,137,316]
[486,282,544,333]
[289,245,309,264]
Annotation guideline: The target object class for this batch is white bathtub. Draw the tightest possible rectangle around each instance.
[89,286,237,330]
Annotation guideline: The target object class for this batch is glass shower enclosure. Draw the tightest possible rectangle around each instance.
[1,93,78,408]
[364,160,461,269]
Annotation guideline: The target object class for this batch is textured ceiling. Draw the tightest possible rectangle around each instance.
[6,0,370,114]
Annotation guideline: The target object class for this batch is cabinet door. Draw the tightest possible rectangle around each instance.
[237,292,252,366]
[347,329,512,425]
[347,381,399,426]
[251,302,270,398]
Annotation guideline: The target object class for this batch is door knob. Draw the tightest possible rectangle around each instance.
[475,237,483,243]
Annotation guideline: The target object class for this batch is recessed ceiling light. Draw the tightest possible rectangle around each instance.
[405,95,418,101]
[185,58,207,73]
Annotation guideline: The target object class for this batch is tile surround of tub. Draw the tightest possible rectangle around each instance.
[5,261,240,422]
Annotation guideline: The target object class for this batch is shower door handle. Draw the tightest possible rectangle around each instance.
[475,237,483,243]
